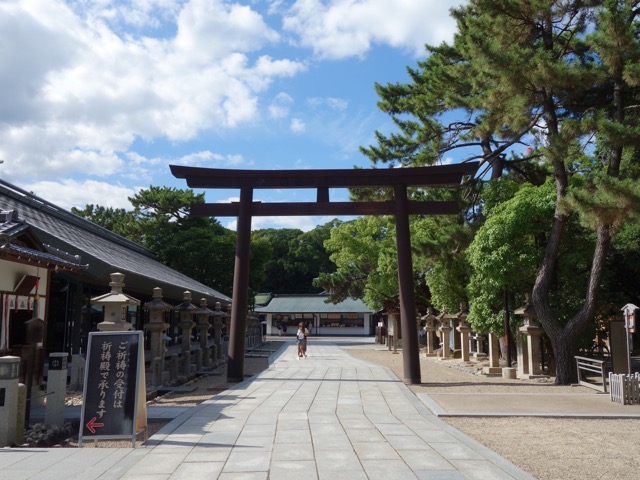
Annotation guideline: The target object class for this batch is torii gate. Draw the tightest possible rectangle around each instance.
[171,162,478,384]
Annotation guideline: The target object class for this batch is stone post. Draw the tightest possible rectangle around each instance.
[224,304,232,358]
[144,287,172,386]
[196,298,213,368]
[515,294,544,378]
[212,302,225,365]
[516,332,529,377]
[175,291,197,375]
[438,321,452,360]
[0,356,20,447]
[457,321,472,362]
[473,334,488,360]
[422,308,438,357]
[92,272,140,332]
[45,353,67,427]
[483,332,502,374]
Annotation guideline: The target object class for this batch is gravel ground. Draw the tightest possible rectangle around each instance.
[54,340,640,479]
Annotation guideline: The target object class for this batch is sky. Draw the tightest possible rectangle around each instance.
[0,0,465,231]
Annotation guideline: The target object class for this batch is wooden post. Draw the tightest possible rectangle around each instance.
[227,186,253,383]
[394,185,421,384]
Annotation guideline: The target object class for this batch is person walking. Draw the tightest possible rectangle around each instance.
[296,322,309,358]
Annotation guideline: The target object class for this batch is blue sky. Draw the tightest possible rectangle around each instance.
[0,0,464,231]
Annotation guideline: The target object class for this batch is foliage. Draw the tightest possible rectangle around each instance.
[253,223,336,294]
[467,180,555,333]
[314,216,398,311]
[73,186,239,297]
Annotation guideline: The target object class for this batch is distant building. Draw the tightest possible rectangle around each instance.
[255,293,376,336]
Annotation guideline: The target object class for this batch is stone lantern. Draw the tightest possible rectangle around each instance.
[223,303,232,357]
[437,311,452,359]
[247,309,259,348]
[144,287,172,386]
[174,291,198,374]
[91,272,140,332]
[211,302,226,365]
[421,307,438,357]
[196,298,214,368]
[455,302,472,362]
[387,308,399,354]
[514,293,544,377]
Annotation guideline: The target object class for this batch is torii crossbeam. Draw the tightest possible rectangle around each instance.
[171,162,479,384]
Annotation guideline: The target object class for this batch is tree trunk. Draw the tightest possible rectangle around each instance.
[548,328,578,385]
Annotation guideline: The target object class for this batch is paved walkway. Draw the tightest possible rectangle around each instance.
[2,340,537,480]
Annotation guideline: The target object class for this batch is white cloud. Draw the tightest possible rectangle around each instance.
[308,96,348,110]
[226,215,336,232]
[290,118,306,132]
[283,0,462,59]
[269,92,294,119]
[24,179,136,211]
[0,0,305,183]
[174,151,248,167]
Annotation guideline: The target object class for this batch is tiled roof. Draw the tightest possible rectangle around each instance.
[0,180,230,304]
[0,209,86,271]
[255,294,373,314]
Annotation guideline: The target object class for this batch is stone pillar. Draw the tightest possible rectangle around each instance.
[45,353,67,427]
[212,303,225,365]
[516,332,529,377]
[422,308,438,357]
[0,356,20,447]
[92,272,140,332]
[175,291,197,375]
[16,383,26,444]
[457,321,472,362]
[196,299,213,368]
[144,287,171,386]
[521,325,544,376]
[514,294,545,378]
[224,304,232,358]
[483,332,502,374]
[438,323,452,360]
[473,334,487,360]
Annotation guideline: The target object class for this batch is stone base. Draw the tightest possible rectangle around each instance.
[473,353,488,360]
[518,374,550,380]
[424,353,438,357]
[482,366,502,374]
[502,367,517,379]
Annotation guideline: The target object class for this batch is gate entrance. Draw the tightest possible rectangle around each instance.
[171,162,478,384]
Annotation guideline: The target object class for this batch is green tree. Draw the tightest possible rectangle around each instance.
[73,186,239,296]
[362,1,640,383]
[71,205,135,237]
[252,224,335,294]
[314,216,399,311]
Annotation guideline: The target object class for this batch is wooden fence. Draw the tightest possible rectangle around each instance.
[609,372,640,405]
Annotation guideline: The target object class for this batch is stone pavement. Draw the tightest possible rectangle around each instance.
[1,339,538,480]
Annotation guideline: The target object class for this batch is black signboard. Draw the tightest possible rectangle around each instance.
[78,331,147,447]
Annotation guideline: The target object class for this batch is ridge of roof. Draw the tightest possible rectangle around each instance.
[0,179,153,257]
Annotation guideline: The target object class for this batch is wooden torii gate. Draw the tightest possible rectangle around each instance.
[171,162,478,384]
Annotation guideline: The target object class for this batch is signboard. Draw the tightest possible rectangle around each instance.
[78,331,147,447]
